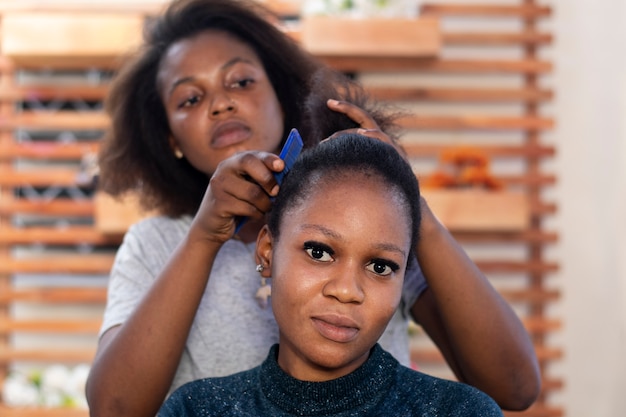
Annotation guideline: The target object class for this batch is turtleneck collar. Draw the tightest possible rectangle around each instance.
[259,344,397,415]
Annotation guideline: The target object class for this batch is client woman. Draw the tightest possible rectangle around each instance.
[158,134,503,416]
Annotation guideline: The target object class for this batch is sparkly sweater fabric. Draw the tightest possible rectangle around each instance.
[158,344,503,417]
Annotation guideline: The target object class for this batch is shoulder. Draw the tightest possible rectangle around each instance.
[127,214,192,241]
[393,367,503,416]
[159,368,261,417]
[119,215,191,256]
[110,215,192,282]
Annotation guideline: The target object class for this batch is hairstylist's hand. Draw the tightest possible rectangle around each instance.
[191,151,284,244]
[325,99,407,158]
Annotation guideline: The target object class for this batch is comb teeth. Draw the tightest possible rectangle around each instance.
[273,128,303,185]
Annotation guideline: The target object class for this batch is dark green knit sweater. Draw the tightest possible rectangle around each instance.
[158,344,503,416]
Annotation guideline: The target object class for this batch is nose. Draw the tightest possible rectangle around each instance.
[210,93,236,117]
[322,262,365,304]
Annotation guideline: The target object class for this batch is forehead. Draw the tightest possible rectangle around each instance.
[285,171,411,229]
[157,29,262,85]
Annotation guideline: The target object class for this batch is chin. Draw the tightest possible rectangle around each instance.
[306,344,370,375]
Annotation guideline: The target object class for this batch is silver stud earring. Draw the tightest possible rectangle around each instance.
[255,264,264,273]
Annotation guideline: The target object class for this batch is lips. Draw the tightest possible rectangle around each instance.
[311,314,360,343]
[210,120,251,149]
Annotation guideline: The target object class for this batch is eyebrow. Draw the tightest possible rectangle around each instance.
[299,224,407,258]
[167,56,255,96]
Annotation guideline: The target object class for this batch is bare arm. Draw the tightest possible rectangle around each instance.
[326,98,540,409]
[410,198,541,410]
[86,152,283,417]
[87,233,222,417]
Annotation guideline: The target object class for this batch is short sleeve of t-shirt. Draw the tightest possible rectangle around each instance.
[99,216,191,338]
[399,257,428,319]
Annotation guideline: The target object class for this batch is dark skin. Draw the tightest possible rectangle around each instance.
[87,29,539,417]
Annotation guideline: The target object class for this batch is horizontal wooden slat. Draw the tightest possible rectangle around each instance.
[411,345,562,364]
[369,86,553,103]
[503,404,563,417]
[0,255,114,274]
[0,405,88,417]
[0,84,108,101]
[499,174,556,187]
[0,56,553,75]
[0,169,556,190]
[0,318,101,333]
[540,377,564,395]
[442,31,553,46]
[474,260,559,274]
[0,199,94,216]
[1,140,557,161]
[404,143,555,158]
[1,59,122,71]
[522,317,562,333]
[536,345,564,361]
[421,4,552,18]
[0,168,80,186]
[0,141,99,160]
[400,114,554,131]
[532,201,557,217]
[0,287,107,304]
[0,0,163,14]
[418,173,555,188]
[0,111,108,130]
[500,289,560,303]
[317,57,552,74]
[452,230,559,244]
[0,347,95,363]
[0,226,120,245]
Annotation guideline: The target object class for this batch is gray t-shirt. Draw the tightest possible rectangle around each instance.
[100,215,428,394]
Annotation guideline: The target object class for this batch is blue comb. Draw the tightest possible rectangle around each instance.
[234,128,303,233]
[273,128,303,186]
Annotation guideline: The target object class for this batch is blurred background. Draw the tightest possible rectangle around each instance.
[0,1,624,416]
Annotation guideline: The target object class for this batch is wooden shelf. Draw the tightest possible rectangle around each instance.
[0,12,144,69]
[299,16,440,58]
[422,189,529,232]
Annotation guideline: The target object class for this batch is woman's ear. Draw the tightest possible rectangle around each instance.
[169,135,184,159]
[255,225,273,278]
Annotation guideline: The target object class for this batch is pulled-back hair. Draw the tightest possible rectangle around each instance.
[98,0,322,216]
[268,134,421,261]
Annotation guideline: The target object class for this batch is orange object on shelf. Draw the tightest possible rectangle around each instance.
[420,146,526,231]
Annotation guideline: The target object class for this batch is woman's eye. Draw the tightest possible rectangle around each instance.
[365,260,399,277]
[229,78,254,89]
[179,95,201,108]
[304,243,334,262]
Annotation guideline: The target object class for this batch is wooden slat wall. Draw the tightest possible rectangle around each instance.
[0,1,560,416]
[382,2,560,416]
[0,7,127,416]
